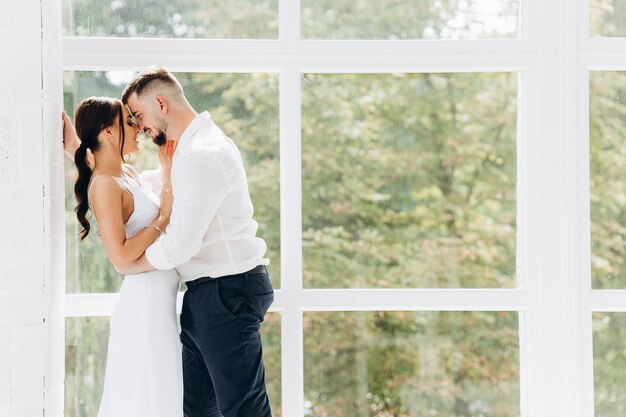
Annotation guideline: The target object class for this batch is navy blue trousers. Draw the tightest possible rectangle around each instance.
[179,270,274,417]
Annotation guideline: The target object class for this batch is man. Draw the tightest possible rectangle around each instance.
[119,67,274,417]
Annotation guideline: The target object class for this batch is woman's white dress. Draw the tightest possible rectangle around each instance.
[92,175,183,417]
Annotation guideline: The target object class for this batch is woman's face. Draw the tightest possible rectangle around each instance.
[120,103,141,155]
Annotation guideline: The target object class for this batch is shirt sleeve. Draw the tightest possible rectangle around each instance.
[139,167,163,195]
[145,151,230,270]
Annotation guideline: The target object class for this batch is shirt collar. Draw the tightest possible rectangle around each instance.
[174,111,213,158]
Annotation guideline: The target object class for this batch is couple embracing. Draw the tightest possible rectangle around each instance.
[63,67,274,417]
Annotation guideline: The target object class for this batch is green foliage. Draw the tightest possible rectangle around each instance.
[62,0,278,38]
[590,0,626,37]
[63,0,522,40]
[593,312,626,417]
[65,318,110,417]
[301,0,519,40]
[302,73,517,289]
[304,311,519,417]
[590,71,626,289]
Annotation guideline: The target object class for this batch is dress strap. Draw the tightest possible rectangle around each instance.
[87,175,106,208]
[87,175,106,223]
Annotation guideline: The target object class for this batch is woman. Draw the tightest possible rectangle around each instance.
[63,97,183,417]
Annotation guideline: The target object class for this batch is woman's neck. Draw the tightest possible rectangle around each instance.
[92,152,124,177]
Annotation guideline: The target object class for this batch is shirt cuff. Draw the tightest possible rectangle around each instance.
[145,237,176,270]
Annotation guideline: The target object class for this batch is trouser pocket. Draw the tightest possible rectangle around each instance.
[253,274,274,321]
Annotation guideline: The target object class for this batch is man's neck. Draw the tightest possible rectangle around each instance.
[167,108,198,143]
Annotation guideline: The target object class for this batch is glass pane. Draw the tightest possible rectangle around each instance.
[593,312,626,416]
[302,0,519,39]
[590,71,626,289]
[62,0,278,39]
[591,0,626,37]
[64,71,280,293]
[304,311,520,416]
[65,313,282,416]
[302,73,518,288]
[64,317,109,417]
[262,313,282,416]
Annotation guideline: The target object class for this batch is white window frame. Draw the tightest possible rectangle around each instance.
[61,0,617,416]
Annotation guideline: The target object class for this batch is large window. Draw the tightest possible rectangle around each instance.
[61,1,625,417]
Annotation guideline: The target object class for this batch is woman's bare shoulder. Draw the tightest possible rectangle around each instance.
[88,175,125,224]
[89,175,122,202]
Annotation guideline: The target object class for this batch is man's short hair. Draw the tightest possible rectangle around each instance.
[121,67,183,104]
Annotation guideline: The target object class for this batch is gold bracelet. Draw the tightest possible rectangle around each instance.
[145,224,163,235]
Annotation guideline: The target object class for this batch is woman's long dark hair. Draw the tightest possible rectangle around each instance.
[73,97,126,240]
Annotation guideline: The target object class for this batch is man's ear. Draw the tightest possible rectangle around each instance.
[155,95,168,114]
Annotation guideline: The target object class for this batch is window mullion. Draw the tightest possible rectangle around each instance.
[280,66,305,417]
[523,0,583,416]
[279,0,300,43]
[576,62,594,417]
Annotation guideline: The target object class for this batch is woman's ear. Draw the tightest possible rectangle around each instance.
[102,127,114,143]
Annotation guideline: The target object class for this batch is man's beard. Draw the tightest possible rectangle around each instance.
[153,129,167,146]
[151,117,168,146]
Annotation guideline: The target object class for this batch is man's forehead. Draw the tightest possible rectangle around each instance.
[124,104,138,123]
[126,93,141,109]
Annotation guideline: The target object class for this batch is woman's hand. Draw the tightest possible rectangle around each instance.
[158,140,176,183]
[62,111,95,167]
[62,111,80,160]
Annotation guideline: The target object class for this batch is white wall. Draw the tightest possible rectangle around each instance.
[0,1,64,416]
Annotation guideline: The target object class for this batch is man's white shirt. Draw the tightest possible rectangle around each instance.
[143,111,268,282]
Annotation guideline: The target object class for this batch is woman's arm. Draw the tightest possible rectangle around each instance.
[62,112,79,162]
[62,112,94,167]
[115,145,175,275]
[90,176,172,272]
